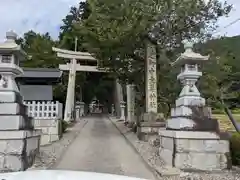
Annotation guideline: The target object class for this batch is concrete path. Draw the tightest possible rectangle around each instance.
[54,115,156,180]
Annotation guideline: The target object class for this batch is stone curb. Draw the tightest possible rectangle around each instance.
[108,116,162,180]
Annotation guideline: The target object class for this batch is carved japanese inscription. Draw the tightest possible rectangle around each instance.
[146,43,157,113]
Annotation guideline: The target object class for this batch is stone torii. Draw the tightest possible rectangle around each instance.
[52,39,106,122]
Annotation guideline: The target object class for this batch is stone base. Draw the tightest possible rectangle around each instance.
[137,121,165,141]
[159,130,230,171]
[0,91,23,103]
[137,112,166,141]
[0,103,27,115]
[175,96,205,107]
[34,119,62,145]
[141,112,165,122]
[0,115,33,130]
[168,104,218,131]
[0,130,41,172]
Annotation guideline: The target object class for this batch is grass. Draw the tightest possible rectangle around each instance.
[212,114,240,132]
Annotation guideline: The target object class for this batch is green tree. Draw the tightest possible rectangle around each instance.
[18,30,59,68]
[197,36,240,109]
[59,1,115,106]
[74,0,231,113]
[59,1,91,51]
[77,0,231,73]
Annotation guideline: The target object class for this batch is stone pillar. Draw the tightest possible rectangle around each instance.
[79,101,85,116]
[0,31,41,171]
[75,101,81,120]
[145,43,157,114]
[64,58,76,122]
[77,86,85,117]
[158,40,230,171]
[114,79,123,118]
[119,101,126,121]
[137,41,165,141]
[126,84,136,127]
[111,104,115,116]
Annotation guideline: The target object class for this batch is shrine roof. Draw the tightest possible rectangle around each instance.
[171,40,209,66]
[17,68,62,85]
[21,68,62,78]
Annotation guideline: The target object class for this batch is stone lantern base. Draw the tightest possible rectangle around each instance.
[0,92,41,172]
[0,130,41,172]
[137,112,166,141]
[158,130,230,171]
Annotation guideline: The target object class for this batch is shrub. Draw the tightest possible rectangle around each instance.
[212,109,225,114]
[230,132,240,165]
[61,120,69,133]
[232,109,240,114]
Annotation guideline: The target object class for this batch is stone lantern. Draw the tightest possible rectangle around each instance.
[167,40,209,129]
[0,31,41,171]
[158,40,230,171]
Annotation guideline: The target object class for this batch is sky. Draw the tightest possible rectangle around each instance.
[0,0,239,41]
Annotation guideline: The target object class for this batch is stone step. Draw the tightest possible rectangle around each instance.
[0,91,23,103]
[0,115,33,130]
[0,103,27,115]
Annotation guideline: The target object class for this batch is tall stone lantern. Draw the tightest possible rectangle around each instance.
[158,40,230,171]
[167,40,209,129]
[0,31,41,171]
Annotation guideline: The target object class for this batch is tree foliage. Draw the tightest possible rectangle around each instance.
[59,1,115,105]
[17,0,240,114]
[17,30,59,68]
[198,36,240,109]
[74,0,231,113]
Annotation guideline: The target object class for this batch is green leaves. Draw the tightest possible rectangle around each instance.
[17,0,237,112]
[18,30,59,68]
[72,0,232,112]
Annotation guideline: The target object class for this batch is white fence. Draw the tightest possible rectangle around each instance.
[24,101,63,120]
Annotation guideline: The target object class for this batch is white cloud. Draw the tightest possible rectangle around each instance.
[0,0,80,41]
[0,0,239,42]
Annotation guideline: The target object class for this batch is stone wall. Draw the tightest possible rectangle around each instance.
[34,119,62,145]
[159,131,230,171]
[0,131,40,172]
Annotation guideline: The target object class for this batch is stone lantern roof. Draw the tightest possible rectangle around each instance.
[0,31,27,61]
[171,40,209,67]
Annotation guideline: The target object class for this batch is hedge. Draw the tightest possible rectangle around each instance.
[230,132,240,165]
[212,108,240,114]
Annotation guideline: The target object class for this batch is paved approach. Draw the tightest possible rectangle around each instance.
[54,115,156,180]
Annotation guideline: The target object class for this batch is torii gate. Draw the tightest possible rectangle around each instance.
[52,45,107,122]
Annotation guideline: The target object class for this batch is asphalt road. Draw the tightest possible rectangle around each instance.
[54,115,156,180]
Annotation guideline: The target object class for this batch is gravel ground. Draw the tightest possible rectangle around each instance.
[109,116,240,180]
[28,119,88,170]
